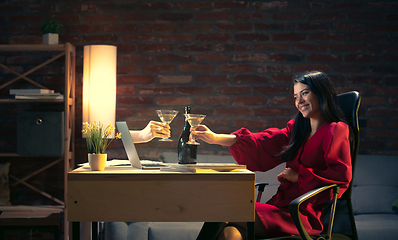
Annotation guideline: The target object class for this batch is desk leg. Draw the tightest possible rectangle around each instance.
[92,222,98,240]
[72,222,94,240]
[72,222,80,240]
[247,222,255,240]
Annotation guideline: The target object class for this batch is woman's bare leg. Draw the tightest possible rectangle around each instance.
[217,212,269,240]
[218,224,245,240]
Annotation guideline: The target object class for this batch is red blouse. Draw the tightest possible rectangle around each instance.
[229,119,352,237]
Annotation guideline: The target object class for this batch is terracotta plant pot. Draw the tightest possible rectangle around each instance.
[88,153,107,171]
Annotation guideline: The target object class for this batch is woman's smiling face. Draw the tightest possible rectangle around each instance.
[293,82,322,119]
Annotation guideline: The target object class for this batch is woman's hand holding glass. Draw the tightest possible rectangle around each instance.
[131,120,170,143]
[190,125,217,144]
[191,125,237,147]
[184,114,206,145]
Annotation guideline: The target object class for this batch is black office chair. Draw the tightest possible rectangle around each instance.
[255,91,361,240]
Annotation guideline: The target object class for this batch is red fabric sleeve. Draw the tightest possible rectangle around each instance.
[228,120,294,172]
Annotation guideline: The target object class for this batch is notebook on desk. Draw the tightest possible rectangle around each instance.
[116,121,169,169]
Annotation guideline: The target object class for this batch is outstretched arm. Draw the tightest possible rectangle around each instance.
[191,125,237,146]
[130,121,170,143]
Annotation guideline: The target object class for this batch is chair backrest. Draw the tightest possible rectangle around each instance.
[327,91,360,240]
[336,91,361,200]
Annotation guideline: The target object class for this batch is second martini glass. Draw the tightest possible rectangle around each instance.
[184,114,206,145]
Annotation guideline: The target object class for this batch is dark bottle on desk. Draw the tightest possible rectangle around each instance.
[178,106,197,164]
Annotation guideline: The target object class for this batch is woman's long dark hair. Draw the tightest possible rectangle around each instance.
[279,71,347,162]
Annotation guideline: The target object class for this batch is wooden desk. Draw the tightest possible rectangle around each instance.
[67,166,255,239]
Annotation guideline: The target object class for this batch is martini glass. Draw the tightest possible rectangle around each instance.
[156,110,178,141]
[184,114,206,145]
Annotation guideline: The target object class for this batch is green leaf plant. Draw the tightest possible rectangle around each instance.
[40,17,63,34]
[82,122,121,154]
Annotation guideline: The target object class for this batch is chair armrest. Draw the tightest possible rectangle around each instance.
[288,184,340,240]
[255,182,269,192]
[255,183,269,202]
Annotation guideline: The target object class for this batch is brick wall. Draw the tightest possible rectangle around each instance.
[1,0,398,167]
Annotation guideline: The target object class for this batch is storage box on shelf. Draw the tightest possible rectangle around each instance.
[0,43,75,240]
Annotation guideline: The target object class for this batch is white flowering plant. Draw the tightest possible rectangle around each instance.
[82,122,121,154]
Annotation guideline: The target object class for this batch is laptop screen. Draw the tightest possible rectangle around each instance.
[116,121,143,169]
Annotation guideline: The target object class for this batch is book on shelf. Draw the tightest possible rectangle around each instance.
[10,89,54,95]
[14,93,64,100]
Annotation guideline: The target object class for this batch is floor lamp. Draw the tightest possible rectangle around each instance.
[82,45,117,136]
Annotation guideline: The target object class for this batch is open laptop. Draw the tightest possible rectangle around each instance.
[116,121,169,169]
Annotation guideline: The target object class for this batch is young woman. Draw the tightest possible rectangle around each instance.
[193,71,352,240]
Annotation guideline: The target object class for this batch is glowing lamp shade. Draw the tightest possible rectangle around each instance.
[83,45,117,137]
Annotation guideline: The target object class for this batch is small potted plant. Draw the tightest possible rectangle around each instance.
[40,17,62,44]
[82,122,121,171]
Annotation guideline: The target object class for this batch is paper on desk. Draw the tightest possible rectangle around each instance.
[78,159,131,168]
[167,163,246,172]
[160,166,196,173]
[78,159,169,168]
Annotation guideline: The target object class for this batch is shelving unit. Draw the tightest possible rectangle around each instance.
[0,43,75,240]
